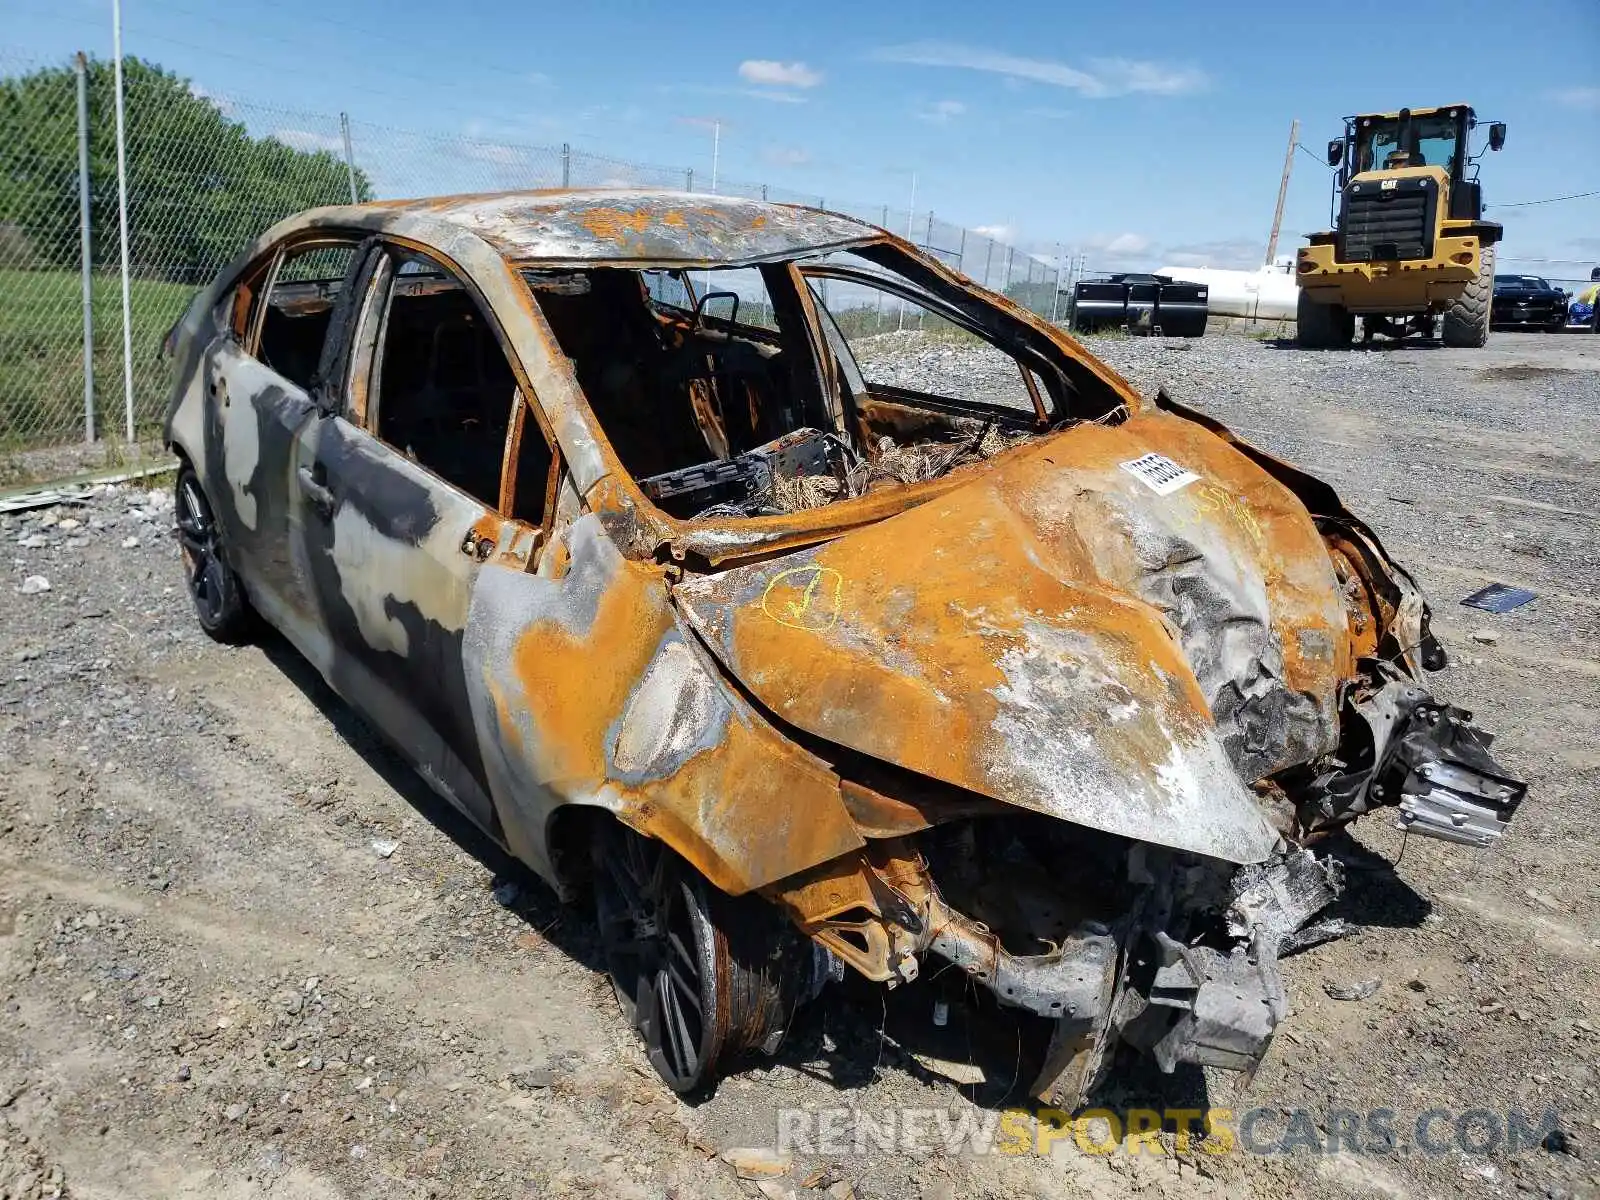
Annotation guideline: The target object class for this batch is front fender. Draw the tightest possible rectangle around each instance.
[462,514,864,895]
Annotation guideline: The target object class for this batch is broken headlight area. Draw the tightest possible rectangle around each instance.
[767,817,1349,1109]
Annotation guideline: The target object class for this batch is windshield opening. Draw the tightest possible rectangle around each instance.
[1355,113,1461,174]
[522,248,1124,522]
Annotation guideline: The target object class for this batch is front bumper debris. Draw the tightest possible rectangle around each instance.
[1390,702,1525,846]
[1301,671,1526,847]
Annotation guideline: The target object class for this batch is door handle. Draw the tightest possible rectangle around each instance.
[296,465,335,518]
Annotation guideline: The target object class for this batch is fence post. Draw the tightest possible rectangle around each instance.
[339,113,359,204]
[685,167,694,191]
[74,52,96,444]
[111,0,136,443]
[925,209,934,250]
[561,142,570,188]
[956,227,966,276]
[1048,243,1063,324]
[760,184,767,201]
[982,240,994,289]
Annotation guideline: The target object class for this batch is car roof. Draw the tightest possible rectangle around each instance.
[302,189,882,266]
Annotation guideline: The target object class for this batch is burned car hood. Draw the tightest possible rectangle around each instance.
[672,409,1357,865]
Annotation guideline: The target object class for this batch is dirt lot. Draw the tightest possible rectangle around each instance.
[2,330,1598,1200]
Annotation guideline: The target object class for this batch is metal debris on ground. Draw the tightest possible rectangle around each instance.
[1461,583,1538,613]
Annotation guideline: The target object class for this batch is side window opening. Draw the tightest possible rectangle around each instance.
[526,265,806,498]
[253,242,359,392]
[800,269,1046,417]
[366,248,545,518]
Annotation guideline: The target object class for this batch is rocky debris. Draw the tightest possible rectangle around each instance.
[15,576,49,595]
[720,1146,792,1179]
[1324,978,1383,1001]
[0,1116,69,1199]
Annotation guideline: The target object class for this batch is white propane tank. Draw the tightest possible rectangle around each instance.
[1155,258,1300,321]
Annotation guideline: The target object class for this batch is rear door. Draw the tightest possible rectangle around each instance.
[203,237,364,648]
[288,243,555,834]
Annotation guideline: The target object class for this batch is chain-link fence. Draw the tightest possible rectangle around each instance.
[0,47,1068,487]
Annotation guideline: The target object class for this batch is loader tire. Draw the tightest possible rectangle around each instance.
[1296,290,1353,348]
[1441,244,1494,347]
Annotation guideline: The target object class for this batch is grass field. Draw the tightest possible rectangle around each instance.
[0,268,195,453]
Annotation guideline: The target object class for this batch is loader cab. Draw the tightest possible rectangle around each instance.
[1325,105,1505,225]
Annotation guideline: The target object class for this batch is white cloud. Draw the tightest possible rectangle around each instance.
[1151,237,1262,270]
[872,41,1206,98]
[918,98,966,123]
[1098,232,1151,255]
[1089,57,1208,96]
[972,223,1015,241]
[762,145,812,167]
[461,141,528,167]
[738,60,823,89]
[272,128,343,153]
[1548,86,1600,109]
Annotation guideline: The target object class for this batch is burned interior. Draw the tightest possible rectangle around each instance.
[524,245,1123,523]
[165,191,1528,1108]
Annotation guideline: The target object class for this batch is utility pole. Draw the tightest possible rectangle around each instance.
[1264,117,1300,266]
[710,119,720,194]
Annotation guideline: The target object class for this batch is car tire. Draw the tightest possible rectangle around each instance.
[590,822,799,1095]
[1441,245,1493,347]
[174,465,254,643]
[1296,290,1352,348]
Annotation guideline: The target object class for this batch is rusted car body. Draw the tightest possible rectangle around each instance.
[164,190,1524,1103]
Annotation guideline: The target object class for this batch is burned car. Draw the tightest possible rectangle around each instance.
[163,191,1524,1105]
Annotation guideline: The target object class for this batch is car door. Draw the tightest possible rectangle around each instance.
[288,242,553,835]
[202,236,365,650]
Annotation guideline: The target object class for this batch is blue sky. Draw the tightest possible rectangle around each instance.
[8,0,1598,276]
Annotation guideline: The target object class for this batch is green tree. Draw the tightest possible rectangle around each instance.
[0,55,371,283]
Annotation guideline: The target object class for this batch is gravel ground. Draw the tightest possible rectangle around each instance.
[2,330,1598,1200]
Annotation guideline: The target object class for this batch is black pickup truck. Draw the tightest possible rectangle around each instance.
[1491,275,1568,331]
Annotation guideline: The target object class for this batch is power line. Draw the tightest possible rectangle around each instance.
[1294,141,1336,171]
[1489,188,1600,209]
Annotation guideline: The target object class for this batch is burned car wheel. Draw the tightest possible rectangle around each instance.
[174,466,252,643]
[591,822,797,1094]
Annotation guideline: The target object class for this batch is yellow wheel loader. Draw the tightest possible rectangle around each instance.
[1296,105,1505,347]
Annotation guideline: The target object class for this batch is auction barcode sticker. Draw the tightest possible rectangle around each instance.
[1119,452,1200,496]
